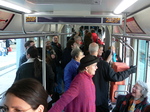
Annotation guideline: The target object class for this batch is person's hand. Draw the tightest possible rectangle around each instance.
[129,65,137,73]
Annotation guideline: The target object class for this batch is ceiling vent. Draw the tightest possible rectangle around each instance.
[26,0,102,5]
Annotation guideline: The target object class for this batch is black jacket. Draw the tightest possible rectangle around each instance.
[15,62,55,95]
[93,59,134,111]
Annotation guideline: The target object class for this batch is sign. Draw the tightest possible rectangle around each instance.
[26,17,36,22]
[0,11,14,30]
[25,15,122,25]
[37,17,101,24]
[103,17,121,24]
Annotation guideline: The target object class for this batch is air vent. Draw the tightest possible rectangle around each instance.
[26,0,101,5]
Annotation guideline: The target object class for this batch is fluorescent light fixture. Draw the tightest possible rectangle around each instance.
[114,0,138,14]
[0,0,32,13]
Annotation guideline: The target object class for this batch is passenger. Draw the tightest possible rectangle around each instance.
[83,32,93,55]
[61,40,76,69]
[89,42,137,112]
[97,44,105,61]
[91,29,104,45]
[108,46,122,62]
[74,35,82,48]
[144,105,150,112]
[5,39,10,55]
[113,81,149,112]
[15,46,55,97]
[19,40,35,66]
[64,48,84,91]
[2,78,48,112]
[51,35,63,95]
[48,55,99,112]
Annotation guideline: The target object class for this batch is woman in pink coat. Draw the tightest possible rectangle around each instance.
[48,55,99,112]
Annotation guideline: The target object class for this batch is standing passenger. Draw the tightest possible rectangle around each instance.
[2,78,48,112]
[88,42,137,112]
[64,48,84,91]
[19,40,35,66]
[51,35,63,95]
[15,46,54,96]
[48,55,99,112]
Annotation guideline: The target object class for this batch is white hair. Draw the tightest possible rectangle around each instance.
[136,81,148,98]
[89,43,99,54]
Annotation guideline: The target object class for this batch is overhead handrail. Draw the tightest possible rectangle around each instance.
[112,34,150,40]
[0,32,74,39]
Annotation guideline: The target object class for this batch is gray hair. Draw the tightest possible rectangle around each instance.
[74,35,81,41]
[71,48,82,59]
[89,42,99,54]
[136,81,148,98]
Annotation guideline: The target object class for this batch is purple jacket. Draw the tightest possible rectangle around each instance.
[48,71,96,112]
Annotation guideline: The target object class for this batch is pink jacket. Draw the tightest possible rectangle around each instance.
[48,71,96,112]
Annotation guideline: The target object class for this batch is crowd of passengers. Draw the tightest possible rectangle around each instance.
[0,28,150,112]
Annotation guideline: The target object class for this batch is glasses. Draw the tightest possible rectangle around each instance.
[132,85,142,91]
[0,106,32,112]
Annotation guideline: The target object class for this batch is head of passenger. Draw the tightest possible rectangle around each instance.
[52,35,59,43]
[132,81,148,99]
[88,42,99,57]
[66,40,75,49]
[74,35,82,47]
[24,40,35,50]
[98,44,104,57]
[71,48,84,63]
[91,29,95,33]
[26,46,41,77]
[4,78,48,112]
[26,46,38,59]
[78,55,99,75]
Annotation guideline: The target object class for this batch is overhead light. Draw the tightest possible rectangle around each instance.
[114,0,138,14]
[0,0,32,13]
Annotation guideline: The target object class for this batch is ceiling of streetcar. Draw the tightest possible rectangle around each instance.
[3,0,150,16]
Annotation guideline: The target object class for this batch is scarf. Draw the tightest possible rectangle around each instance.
[128,97,144,112]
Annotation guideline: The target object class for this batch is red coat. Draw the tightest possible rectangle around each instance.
[48,71,96,112]
[92,33,104,45]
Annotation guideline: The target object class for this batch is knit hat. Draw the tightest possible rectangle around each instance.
[78,55,99,70]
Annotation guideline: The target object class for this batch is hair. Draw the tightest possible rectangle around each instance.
[91,29,95,33]
[5,78,48,112]
[66,40,75,49]
[53,35,59,38]
[71,48,82,59]
[24,40,34,48]
[88,42,99,54]
[27,46,41,77]
[136,81,148,98]
[98,44,104,49]
[74,35,81,41]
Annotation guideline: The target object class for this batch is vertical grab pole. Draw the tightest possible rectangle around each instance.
[42,35,46,90]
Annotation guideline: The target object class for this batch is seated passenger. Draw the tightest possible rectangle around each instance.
[113,81,149,112]
[48,55,99,112]
[2,78,48,112]
[64,48,84,91]
[144,104,150,112]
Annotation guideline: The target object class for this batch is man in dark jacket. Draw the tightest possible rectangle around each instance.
[51,35,63,94]
[89,42,137,112]
[19,40,35,66]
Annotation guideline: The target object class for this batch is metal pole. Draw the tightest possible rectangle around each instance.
[42,36,46,89]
